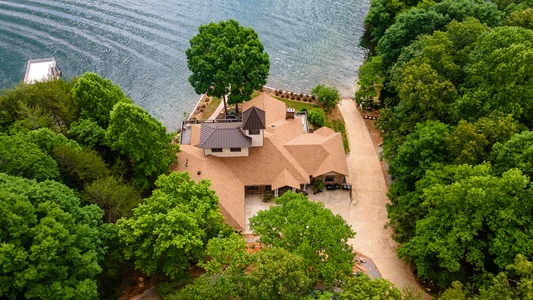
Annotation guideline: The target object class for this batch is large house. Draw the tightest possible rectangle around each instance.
[173,93,349,230]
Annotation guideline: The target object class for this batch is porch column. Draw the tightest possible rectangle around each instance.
[275,189,279,197]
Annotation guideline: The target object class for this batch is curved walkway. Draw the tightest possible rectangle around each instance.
[339,99,424,293]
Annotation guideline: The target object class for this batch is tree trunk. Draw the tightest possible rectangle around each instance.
[235,103,238,115]
[222,94,228,117]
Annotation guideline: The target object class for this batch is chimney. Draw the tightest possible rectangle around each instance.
[286,108,295,119]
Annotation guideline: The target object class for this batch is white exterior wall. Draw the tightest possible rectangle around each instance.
[204,147,249,157]
[245,129,264,147]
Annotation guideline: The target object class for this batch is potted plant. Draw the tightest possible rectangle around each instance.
[313,179,324,194]
[262,194,274,202]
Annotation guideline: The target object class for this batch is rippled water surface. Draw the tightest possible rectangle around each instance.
[0,0,370,130]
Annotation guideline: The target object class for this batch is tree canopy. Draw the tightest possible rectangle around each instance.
[359,0,533,296]
[71,72,131,128]
[0,78,77,133]
[186,19,270,114]
[250,191,356,286]
[0,133,60,181]
[116,172,227,280]
[399,165,533,287]
[171,232,412,300]
[105,102,178,188]
[0,173,108,300]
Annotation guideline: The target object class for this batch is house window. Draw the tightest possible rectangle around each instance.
[249,129,260,135]
[211,148,223,153]
[325,176,335,182]
[265,185,272,192]
[230,148,241,152]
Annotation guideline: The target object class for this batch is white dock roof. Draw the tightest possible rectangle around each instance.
[24,58,59,84]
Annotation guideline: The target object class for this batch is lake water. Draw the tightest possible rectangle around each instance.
[0,0,370,130]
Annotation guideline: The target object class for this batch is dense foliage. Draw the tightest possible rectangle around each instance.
[0,174,109,300]
[117,172,227,280]
[311,84,341,111]
[169,192,414,300]
[250,191,356,287]
[308,107,327,128]
[0,72,179,297]
[361,0,533,296]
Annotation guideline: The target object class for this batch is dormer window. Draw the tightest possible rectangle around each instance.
[249,129,260,135]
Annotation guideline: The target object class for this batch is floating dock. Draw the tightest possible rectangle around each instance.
[24,58,61,84]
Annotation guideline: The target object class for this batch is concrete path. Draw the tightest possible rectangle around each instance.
[338,99,423,292]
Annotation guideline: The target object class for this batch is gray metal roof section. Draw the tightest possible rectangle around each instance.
[199,122,252,149]
[242,106,266,130]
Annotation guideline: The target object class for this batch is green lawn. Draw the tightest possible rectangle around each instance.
[201,96,221,119]
[274,96,319,112]
[326,119,350,153]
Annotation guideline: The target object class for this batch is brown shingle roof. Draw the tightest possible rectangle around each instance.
[175,93,349,231]
[172,146,245,229]
[242,94,287,125]
[285,128,349,177]
[242,106,266,130]
[199,122,252,149]
[271,169,301,190]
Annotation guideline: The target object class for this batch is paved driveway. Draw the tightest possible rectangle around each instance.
[244,188,351,233]
[339,99,426,294]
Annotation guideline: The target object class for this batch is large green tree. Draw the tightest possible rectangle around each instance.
[504,7,533,29]
[355,56,385,108]
[455,26,533,125]
[0,133,60,181]
[364,0,412,44]
[377,0,501,69]
[105,102,178,189]
[0,79,77,133]
[386,120,450,194]
[186,19,270,115]
[174,233,312,300]
[491,131,533,179]
[250,191,355,286]
[71,72,131,128]
[116,172,226,280]
[0,173,109,300]
[83,176,142,223]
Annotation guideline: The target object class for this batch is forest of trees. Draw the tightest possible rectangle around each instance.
[0,72,182,299]
[358,0,533,297]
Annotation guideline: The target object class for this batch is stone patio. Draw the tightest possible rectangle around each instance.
[243,187,352,233]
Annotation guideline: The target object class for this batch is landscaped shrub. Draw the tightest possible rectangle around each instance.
[308,108,326,128]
